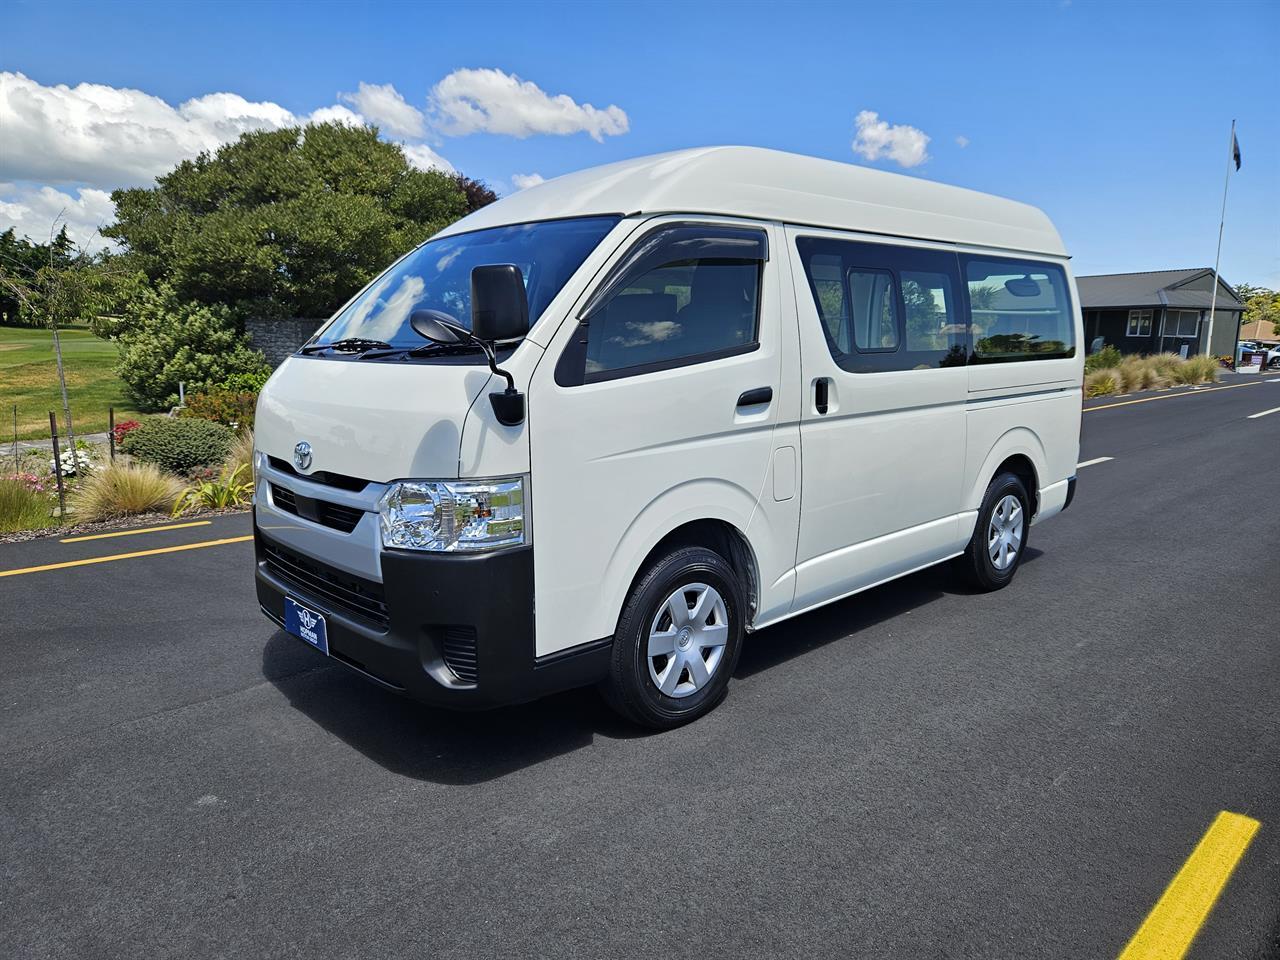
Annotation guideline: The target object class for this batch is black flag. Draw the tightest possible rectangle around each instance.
[1232,130,1242,170]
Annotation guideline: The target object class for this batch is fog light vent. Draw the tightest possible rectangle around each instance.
[441,626,479,684]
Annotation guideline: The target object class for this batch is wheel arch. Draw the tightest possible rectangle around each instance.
[599,480,763,640]
[967,428,1047,516]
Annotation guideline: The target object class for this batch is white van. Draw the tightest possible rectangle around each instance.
[254,147,1082,728]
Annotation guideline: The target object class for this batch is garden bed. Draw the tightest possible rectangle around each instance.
[0,505,250,545]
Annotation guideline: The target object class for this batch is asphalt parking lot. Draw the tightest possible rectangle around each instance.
[3,375,1278,959]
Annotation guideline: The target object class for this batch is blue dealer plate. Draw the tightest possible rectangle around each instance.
[284,597,328,656]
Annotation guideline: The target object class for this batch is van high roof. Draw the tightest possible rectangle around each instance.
[436,146,1067,258]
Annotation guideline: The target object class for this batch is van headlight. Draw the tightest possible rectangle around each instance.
[378,478,526,552]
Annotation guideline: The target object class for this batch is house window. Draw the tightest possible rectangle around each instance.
[1127,309,1152,337]
[1163,310,1199,338]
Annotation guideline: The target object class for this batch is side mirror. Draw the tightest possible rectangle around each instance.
[471,264,529,343]
[410,309,468,344]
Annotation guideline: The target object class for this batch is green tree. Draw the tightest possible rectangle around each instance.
[1238,286,1280,338]
[116,284,269,411]
[104,122,495,320]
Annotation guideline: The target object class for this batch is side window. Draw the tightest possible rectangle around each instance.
[558,224,767,385]
[848,269,899,352]
[964,257,1075,361]
[796,236,965,372]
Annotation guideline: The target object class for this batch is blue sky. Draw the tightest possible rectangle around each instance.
[3,0,1277,286]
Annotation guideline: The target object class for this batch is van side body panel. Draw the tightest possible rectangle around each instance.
[525,218,795,658]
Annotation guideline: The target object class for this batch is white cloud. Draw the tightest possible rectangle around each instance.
[851,110,930,168]
[429,68,628,141]
[0,72,460,243]
[338,81,425,139]
[511,172,545,190]
[400,142,455,174]
[0,71,440,192]
[0,184,117,250]
[955,135,970,148]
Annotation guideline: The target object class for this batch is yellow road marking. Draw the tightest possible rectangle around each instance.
[59,520,211,544]
[0,535,253,578]
[1117,810,1261,960]
[1087,379,1271,412]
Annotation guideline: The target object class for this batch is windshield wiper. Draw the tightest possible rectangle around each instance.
[358,342,487,360]
[300,337,394,355]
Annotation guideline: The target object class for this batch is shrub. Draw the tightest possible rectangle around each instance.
[115,283,269,411]
[121,417,234,474]
[1172,355,1218,386]
[1084,345,1122,373]
[173,463,254,515]
[111,419,141,447]
[1084,369,1119,398]
[69,462,185,521]
[0,477,50,532]
[180,389,258,431]
[220,370,272,392]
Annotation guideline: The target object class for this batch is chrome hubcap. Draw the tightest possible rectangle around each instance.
[987,494,1024,572]
[647,583,728,699]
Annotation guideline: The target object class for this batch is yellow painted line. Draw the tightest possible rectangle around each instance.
[59,520,211,544]
[0,535,253,578]
[1087,380,1269,412]
[1117,811,1261,960]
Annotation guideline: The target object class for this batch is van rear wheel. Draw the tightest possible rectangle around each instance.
[956,471,1030,591]
[601,546,744,729]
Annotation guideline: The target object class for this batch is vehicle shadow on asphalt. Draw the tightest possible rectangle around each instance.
[261,631,642,786]
[261,547,1041,786]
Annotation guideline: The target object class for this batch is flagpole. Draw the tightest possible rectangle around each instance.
[1204,118,1234,362]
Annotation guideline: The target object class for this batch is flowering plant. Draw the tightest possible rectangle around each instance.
[50,448,93,477]
[112,419,141,446]
[4,472,50,494]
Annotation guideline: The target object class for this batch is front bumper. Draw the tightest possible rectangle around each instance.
[254,518,610,709]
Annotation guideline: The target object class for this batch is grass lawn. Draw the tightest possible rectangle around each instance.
[0,324,144,441]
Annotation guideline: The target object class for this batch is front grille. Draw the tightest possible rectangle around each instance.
[441,626,479,684]
[270,483,364,534]
[262,539,389,627]
[268,457,368,492]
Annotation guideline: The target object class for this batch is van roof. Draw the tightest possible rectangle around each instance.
[435,146,1068,258]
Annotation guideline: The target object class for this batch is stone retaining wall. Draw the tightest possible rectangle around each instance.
[245,317,326,367]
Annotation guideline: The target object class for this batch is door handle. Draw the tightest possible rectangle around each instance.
[736,386,773,408]
[815,378,830,415]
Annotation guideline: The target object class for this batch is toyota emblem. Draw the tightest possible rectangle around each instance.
[293,441,313,471]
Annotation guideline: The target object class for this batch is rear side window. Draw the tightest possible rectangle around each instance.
[796,237,965,372]
[556,224,767,385]
[963,257,1075,361]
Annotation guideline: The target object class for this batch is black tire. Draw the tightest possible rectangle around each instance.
[955,471,1031,592]
[600,546,745,729]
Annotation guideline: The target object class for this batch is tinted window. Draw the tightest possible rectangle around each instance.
[964,257,1075,361]
[796,237,965,372]
[848,268,899,351]
[313,216,619,348]
[584,260,759,375]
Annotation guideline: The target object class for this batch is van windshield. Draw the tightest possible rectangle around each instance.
[310,216,620,350]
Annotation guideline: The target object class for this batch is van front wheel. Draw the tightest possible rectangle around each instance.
[601,546,744,729]
[956,472,1030,591]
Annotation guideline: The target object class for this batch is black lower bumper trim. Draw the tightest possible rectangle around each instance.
[1063,475,1077,512]
[254,519,611,709]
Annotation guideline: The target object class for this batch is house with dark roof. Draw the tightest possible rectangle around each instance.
[1075,269,1243,359]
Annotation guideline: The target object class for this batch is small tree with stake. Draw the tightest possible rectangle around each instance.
[0,218,111,508]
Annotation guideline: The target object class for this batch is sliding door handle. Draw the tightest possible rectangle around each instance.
[736,386,773,408]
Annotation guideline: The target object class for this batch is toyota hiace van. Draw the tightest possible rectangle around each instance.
[254,147,1082,728]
